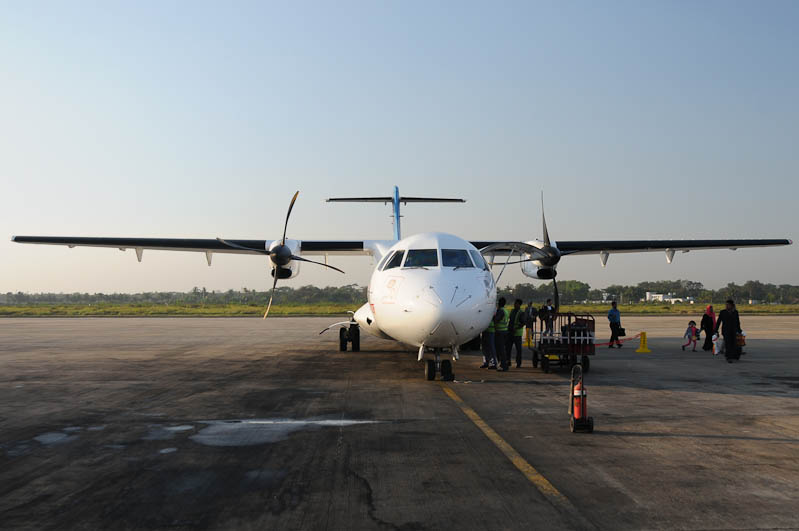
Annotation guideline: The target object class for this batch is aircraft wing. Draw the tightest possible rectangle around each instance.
[470,239,791,255]
[553,239,792,255]
[11,236,382,257]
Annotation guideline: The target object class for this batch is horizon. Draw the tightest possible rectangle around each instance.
[4,277,797,296]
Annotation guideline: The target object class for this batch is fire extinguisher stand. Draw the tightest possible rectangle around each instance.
[569,364,594,433]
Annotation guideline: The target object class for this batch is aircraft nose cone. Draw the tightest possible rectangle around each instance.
[416,284,472,347]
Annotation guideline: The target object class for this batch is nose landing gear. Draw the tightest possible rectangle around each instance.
[419,347,456,381]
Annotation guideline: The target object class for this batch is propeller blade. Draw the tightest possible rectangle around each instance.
[541,191,550,247]
[264,273,279,319]
[282,191,300,245]
[216,237,268,254]
[290,255,345,274]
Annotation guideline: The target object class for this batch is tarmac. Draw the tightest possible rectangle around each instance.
[1,316,798,530]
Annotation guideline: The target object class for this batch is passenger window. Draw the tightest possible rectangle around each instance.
[469,250,489,271]
[404,249,438,268]
[383,250,405,270]
[442,249,473,268]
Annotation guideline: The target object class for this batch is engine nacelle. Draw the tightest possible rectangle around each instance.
[268,239,301,279]
[271,264,299,279]
[521,261,557,280]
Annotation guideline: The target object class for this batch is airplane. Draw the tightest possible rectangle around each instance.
[12,186,792,381]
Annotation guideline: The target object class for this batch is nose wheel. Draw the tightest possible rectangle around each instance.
[421,349,455,381]
[425,360,436,380]
[440,360,454,381]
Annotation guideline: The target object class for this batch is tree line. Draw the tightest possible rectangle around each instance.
[2,280,798,306]
[498,279,799,305]
[1,285,368,305]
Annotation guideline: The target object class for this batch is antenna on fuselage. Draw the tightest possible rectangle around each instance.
[326,186,465,240]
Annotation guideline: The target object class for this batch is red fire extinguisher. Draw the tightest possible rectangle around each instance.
[569,364,594,433]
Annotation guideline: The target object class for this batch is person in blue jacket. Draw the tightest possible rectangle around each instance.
[607,301,622,348]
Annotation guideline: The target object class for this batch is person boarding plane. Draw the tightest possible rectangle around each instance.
[12,186,792,381]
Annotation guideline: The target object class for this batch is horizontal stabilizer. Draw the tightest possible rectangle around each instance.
[397,197,465,203]
[327,196,465,204]
[326,186,465,240]
[326,197,394,203]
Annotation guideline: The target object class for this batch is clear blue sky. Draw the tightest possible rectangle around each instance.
[2,1,796,293]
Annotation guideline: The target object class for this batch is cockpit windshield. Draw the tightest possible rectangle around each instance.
[383,250,405,270]
[377,252,392,270]
[404,249,438,268]
[469,250,489,271]
[442,249,473,268]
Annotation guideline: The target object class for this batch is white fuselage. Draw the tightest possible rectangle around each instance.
[354,232,497,349]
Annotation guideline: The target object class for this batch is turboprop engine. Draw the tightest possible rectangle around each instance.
[521,262,557,280]
[215,191,344,317]
[269,239,301,279]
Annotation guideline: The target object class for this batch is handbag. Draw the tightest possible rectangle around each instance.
[617,327,626,337]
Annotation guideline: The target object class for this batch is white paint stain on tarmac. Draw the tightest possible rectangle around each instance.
[34,432,77,445]
[142,424,195,440]
[190,419,378,447]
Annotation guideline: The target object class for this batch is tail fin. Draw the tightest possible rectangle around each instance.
[327,186,465,240]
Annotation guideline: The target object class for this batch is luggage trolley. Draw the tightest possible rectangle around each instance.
[530,313,596,373]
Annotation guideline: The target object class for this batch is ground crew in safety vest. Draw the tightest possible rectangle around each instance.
[493,297,510,371]
[506,299,525,368]
[480,316,497,369]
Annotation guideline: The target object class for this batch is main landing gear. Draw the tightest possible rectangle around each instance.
[420,347,456,382]
[339,324,360,352]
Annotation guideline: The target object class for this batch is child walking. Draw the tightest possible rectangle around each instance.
[682,320,698,351]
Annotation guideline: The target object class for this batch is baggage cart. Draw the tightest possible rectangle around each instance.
[530,312,596,373]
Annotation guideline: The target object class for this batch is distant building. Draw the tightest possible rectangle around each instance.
[645,292,695,304]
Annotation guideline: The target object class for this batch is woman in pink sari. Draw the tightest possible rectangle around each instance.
[700,305,716,351]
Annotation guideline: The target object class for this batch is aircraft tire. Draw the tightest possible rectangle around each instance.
[339,328,348,352]
[581,355,590,372]
[350,325,360,352]
[441,360,454,381]
[425,360,436,381]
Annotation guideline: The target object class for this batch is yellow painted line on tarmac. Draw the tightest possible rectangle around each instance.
[439,384,572,508]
